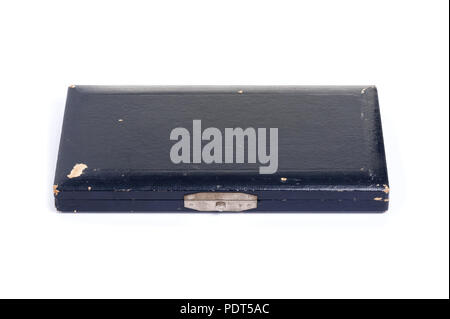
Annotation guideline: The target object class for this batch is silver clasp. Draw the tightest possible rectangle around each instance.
[184,192,257,212]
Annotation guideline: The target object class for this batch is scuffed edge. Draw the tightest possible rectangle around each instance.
[53,185,59,196]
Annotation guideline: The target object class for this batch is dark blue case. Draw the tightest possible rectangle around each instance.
[54,86,389,212]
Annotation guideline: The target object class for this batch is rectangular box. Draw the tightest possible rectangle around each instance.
[54,86,389,212]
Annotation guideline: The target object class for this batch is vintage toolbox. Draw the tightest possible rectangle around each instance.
[54,86,389,212]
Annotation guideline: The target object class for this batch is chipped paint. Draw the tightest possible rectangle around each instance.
[67,163,88,179]
[88,186,92,191]
[383,184,390,194]
[280,177,287,182]
[69,85,76,88]
[237,90,244,94]
[53,185,60,196]
[361,86,374,94]
[374,197,383,201]
[118,119,124,122]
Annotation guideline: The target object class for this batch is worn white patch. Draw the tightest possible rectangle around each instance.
[67,163,88,179]
[361,86,375,94]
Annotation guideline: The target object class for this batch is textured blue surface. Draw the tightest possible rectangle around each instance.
[54,86,389,212]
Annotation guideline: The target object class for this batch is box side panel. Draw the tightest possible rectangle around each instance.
[55,198,388,212]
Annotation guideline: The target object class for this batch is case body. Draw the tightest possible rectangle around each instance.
[54,86,389,212]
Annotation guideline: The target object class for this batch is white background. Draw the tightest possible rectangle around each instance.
[0,0,448,299]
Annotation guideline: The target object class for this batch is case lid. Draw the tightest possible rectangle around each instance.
[54,86,389,203]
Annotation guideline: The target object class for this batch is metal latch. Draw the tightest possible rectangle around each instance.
[184,192,257,212]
